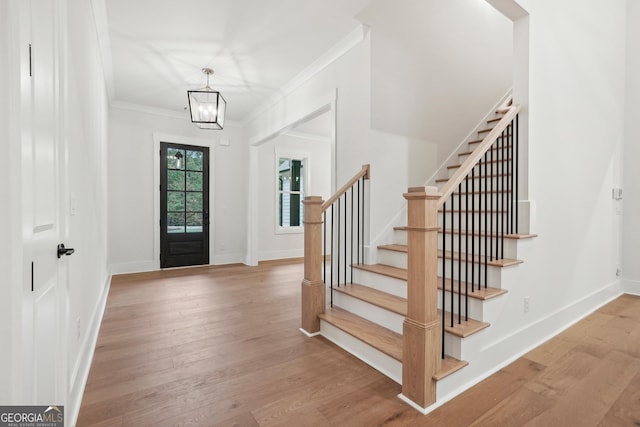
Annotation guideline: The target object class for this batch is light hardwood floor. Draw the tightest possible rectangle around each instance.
[77,262,640,426]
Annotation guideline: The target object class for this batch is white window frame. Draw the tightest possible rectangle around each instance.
[275,150,310,234]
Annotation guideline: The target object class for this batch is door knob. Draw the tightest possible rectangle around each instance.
[57,243,75,259]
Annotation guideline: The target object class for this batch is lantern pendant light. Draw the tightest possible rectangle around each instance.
[187,68,227,130]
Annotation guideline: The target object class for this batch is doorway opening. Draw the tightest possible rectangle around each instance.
[160,142,210,268]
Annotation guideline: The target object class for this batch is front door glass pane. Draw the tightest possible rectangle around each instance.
[167,212,185,233]
[187,171,203,191]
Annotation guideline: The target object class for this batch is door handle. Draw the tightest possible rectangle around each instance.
[57,243,75,259]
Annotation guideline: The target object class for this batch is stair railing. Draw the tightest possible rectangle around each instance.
[402,104,520,409]
[437,105,520,353]
[300,164,370,335]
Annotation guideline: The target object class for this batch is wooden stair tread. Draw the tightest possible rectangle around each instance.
[438,250,522,267]
[437,209,508,213]
[436,173,511,183]
[486,117,502,124]
[437,278,507,301]
[326,289,487,338]
[477,128,493,134]
[439,310,490,337]
[378,244,408,253]
[334,284,407,315]
[435,356,469,380]
[448,158,512,169]
[353,263,407,280]
[437,229,538,240]
[319,307,403,361]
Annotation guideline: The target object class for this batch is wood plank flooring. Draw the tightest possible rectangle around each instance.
[77,263,640,426]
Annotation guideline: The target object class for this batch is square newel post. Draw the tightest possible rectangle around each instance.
[401,186,442,410]
[301,196,325,335]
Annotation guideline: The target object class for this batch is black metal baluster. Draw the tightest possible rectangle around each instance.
[357,179,361,264]
[472,166,475,293]
[484,151,489,288]
[337,198,340,287]
[501,129,506,260]
[323,211,327,283]
[491,142,495,261]
[465,175,469,321]
[507,121,513,234]
[458,183,462,324]
[363,177,366,264]
[515,115,519,234]
[331,204,334,297]
[479,155,484,290]
[450,194,454,328]
[351,188,354,283]
[442,201,447,359]
[344,193,347,286]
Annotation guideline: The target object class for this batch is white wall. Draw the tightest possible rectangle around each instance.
[623,0,640,290]
[359,0,513,166]
[246,33,371,189]
[257,134,331,260]
[65,0,111,418]
[460,0,626,381]
[108,108,248,272]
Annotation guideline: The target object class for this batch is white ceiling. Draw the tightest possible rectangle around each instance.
[94,0,373,123]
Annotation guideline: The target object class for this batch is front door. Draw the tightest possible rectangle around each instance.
[160,142,210,268]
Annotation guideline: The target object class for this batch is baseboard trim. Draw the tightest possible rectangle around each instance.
[109,260,157,275]
[299,328,321,338]
[621,278,640,295]
[213,253,246,265]
[68,271,112,427]
[435,280,622,407]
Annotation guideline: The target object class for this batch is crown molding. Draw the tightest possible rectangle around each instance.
[110,100,243,128]
[242,24,369,127]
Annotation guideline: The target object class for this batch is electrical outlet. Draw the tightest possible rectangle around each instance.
[616,268,622,277]
[76,317,81,340]
[221,244,225,251]
[524,296,530,313]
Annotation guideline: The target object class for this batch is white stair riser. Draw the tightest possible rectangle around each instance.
[437,290,485,321]
[439,197,517,215]
[458,149,512,163]
[333,292,404,334]
[393,229,408,245]
[447,161,513,179]
[438,176,511,189]
[437,236,518,260]
[320,320,402,384]
[351,269,407,298]
[442,327,487,362]
[376,249,407,270]
[437,262,504,287]
[437,212,515,229]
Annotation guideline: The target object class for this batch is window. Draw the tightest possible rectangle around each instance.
[278,157,305,229]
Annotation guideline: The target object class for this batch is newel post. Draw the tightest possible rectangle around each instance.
[401,186,442,409]
[301,196,325,334]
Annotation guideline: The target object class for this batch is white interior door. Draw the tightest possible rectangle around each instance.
[21,0,69,406]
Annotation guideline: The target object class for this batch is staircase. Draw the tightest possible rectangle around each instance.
[301,96,536,412]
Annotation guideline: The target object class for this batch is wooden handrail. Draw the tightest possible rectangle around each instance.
[322,164,370,211]
[437,104,520,207]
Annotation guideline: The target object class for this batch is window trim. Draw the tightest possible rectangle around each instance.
[275,150,311,235]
